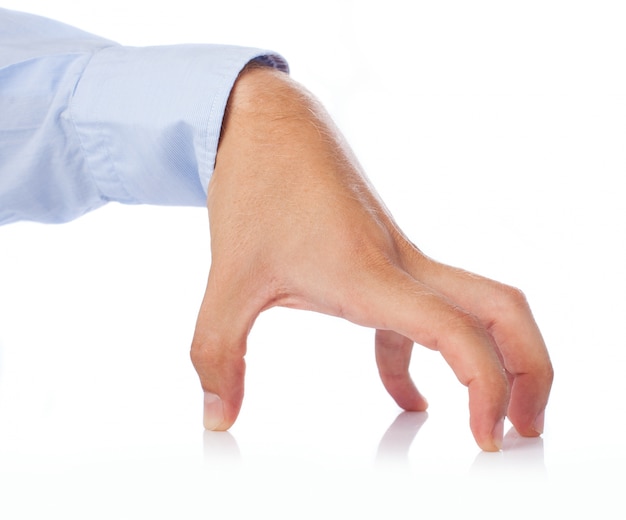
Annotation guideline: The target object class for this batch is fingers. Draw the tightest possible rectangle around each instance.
[374,329,428,411]
[404,252,553,438]
[190,267,260,431]
[486,298,552,436]
[361,267,509,451]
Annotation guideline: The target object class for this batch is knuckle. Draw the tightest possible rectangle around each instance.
[543,359,555,385]
[497,283,530,312]
[189,340,209,370]
[190,329,246,373]
[190,335,222,371]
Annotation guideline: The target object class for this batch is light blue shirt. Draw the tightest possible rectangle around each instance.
[0,8,288,224]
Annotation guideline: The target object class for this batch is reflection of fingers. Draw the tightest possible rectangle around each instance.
[405,254,553,437]
[376,411,429,463]
[375,329,427,411]
[361,267,509,451]
[190,268,261,431]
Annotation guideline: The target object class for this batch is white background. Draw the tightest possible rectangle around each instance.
[1,1,624,518]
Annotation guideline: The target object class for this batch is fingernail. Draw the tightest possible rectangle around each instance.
[532,410,545,435]
[491,417,505,451]
[203,392,224,430]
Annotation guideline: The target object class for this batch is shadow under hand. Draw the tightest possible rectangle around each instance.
[471,426,546,476]
[203,430,242,468]
[375,411,429,469]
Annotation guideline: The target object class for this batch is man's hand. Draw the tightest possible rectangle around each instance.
[190,65,553,451]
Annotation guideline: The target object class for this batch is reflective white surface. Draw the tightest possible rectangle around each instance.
[1,1,625,518]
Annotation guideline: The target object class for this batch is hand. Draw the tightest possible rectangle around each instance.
[190,65,553,451]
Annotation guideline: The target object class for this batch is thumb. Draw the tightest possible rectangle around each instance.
[190,269,259,431]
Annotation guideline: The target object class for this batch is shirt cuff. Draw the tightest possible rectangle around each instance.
[70,44,288,208]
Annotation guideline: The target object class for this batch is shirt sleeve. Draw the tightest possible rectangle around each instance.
[0,8,288,225]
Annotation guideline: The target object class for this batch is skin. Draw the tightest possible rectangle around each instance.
[190,65,553,452]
